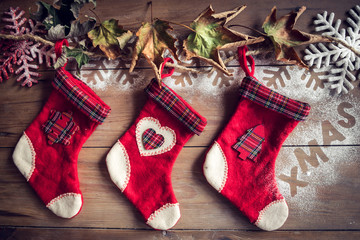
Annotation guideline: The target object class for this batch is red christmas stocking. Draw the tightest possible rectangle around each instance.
[106,76,207,230]
[203,46,311,231]
[13,65,111,218]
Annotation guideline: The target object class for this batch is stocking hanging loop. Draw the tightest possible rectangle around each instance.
[160,57,175,79]
[238,46,255,77]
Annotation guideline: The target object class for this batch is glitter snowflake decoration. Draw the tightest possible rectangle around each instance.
[304,5,360,94]
[0,7,56,87]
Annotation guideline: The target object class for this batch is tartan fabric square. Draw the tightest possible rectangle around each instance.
[42,110,79,145]
[53,68,111,124]
[142,128,165,150]
[239,77,311,121]
[145,78,207,135]
[232,125,265,161]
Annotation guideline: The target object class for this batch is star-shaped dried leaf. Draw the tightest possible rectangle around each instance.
[130,19,179,81]
[262,6,330,68]
[88,19,132,59]
[183,5,264,76]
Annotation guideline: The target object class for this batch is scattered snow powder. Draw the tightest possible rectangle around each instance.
[80,59,147,92]
[78,58,358,215]
[256,66,359,215]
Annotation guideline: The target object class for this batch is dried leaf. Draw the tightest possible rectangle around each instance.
[46,19,96,40]
[88,19,132,59]
[130,19,178,81]
[68,20,96,38]
[66,0,96,19]
[262,6,330,68]
[53,53,67,69]
[117,31,133,49]
[31,0,96,39]
[65,46,89,69]
[31,1,74,31]
[47,25,66,40]
[183,5,264,76]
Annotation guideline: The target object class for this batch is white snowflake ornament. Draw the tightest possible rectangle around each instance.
[304,5,360,94]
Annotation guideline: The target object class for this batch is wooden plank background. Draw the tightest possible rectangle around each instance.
[1,0,360,239]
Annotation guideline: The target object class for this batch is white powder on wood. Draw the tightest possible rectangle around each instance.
[79,59,359,216]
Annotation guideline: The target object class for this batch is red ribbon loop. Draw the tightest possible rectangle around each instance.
[160,57,175,79]
[54,39,69,67]
[238,46,255,77]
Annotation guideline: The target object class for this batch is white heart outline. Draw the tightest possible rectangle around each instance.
[136,117,176,156]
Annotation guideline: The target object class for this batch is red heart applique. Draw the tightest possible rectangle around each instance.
[142,128,165,150]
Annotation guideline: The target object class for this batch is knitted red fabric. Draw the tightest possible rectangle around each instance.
[106,78,207,230]
[203,46,311,231]
[13,67,111,218]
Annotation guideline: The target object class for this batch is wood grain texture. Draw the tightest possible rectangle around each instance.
[0,0,358,31]
[1,228,360,240]
[0,146,359,230]
[0,0,359,238]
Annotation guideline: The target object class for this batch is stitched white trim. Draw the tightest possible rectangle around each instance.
[46,192,82,218]
[146,203,180,230]
[255,198,288,231]
[24,132,36,181]
[218,142,228,192]
[46,192,81,207]
[118,142,130,192]
[135,117,176,156]
[203,141,228,192]
[13,132,36,181]
[106,141,131,192]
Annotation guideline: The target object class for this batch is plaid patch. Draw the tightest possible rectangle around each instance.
[145,78,207,135]
[232,125,265,161]
[53,68,111,124]
[142,128,165,150]
[42,110,79,145]
[239,76,311,121]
